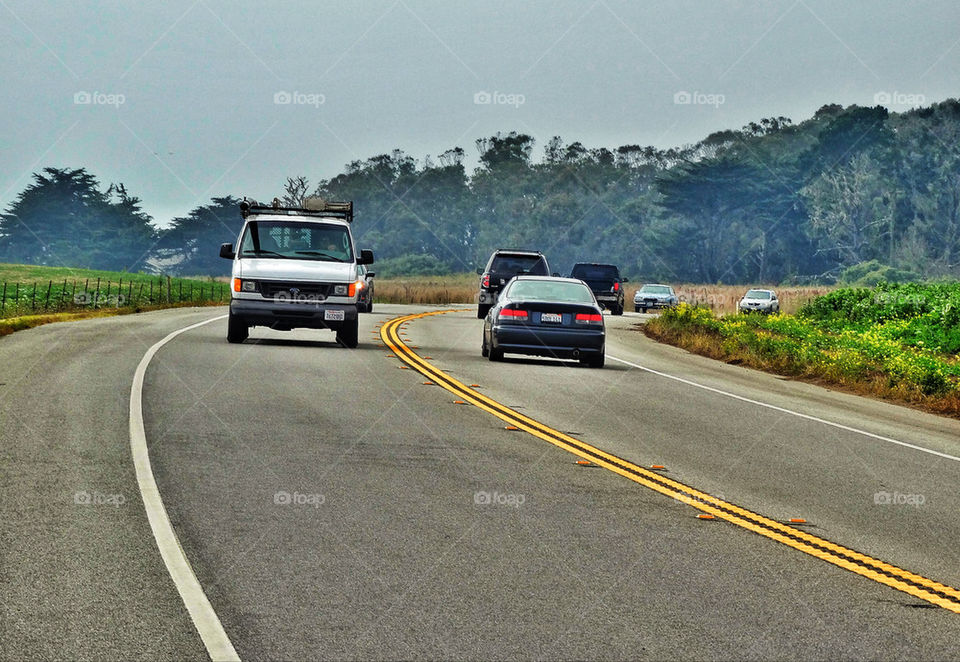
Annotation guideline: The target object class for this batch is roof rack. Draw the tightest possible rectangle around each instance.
[240,196,354,223]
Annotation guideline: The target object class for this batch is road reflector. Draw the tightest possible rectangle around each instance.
[505,425,520,431]
[470,384,480,387]
[422,382,434,386]
[697,514,716,520]
[789,518,807,523]
[453,400,467,405]
[576,460,591,465]
[398,366,409,369]
[651,465,666,470]
[423,356,433,359]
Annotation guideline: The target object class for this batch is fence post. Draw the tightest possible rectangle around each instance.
[188,282,192,302]
[178,280,183,303]
[1,282,5,316]
[31,282,37,311]
[167,276,172,304]
[95,278,101,309]
[137,282,144,306]
[71,280,77,308]
[44,280,52,311]
[59,279,67,310]
[127,280,132,305]
[118,278,122,307]
[14,282,19,315]
[149,280,153,303]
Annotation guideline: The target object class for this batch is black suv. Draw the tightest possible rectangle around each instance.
[569,263,628,315]
[476,249,551,318]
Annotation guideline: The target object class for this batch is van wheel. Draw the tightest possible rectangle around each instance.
[581,353,605,368]
[337,318,359,348]
[227,312,248,343]
[477,304,491,319]
[613,304,623,316]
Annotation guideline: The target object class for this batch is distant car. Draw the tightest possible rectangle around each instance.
[738,288,780,314]
[634,284,678,313]
[476,249,552,319]
[357,264,375,312]
[482,276,605,368]
[569,263,628,315]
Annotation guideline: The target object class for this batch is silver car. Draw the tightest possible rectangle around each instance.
[634,284,678,313]
[738,289,780,314]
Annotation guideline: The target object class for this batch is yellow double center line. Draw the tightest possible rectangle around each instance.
[381,310,960,614]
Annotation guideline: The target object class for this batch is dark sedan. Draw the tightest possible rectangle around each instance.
[482,276,605,368]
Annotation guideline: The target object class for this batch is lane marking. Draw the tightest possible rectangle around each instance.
[130,314,240,662]
[382,310,960,614]
[607,355,960,463]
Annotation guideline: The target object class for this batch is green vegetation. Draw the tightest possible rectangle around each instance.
[3,100,960,282]
[0,263,227,320]
[645,283,960,417]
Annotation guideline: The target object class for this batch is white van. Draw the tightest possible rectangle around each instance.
[219,198,374,346]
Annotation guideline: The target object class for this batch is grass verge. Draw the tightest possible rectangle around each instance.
[643,304,960,419]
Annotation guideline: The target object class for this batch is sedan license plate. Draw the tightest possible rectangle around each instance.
[541,312,562,324]
[324,309,345,321]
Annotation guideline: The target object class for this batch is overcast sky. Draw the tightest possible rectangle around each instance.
[2,0,958,224]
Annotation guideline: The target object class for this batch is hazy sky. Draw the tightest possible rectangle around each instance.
[2,0,958,224]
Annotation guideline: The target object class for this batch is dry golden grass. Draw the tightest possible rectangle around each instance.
[628,284,835,315]
[374,274,477,305]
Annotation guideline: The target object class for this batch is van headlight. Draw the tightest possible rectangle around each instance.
[333,284,348,296]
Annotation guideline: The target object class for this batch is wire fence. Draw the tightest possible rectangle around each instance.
[0,276,227,319]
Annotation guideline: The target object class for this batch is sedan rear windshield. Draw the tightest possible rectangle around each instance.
[490,254,548,276]
[239,220,353,262]
[506,280,595,304]
[745,290,771,299]
[640,285,672,294]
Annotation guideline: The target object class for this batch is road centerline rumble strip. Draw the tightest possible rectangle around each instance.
[381,310,960,614]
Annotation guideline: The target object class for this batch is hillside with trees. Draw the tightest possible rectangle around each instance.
[2,100,959,282]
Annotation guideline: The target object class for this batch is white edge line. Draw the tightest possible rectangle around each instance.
[608,355,960,463]
[129,314,240,662]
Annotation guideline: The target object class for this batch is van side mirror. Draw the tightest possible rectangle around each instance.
[366,272,375,278]
[552,272,560,277]
[621,277,629,283]
[219,243,235,259]
[476,268,483,275]
[358,249,375,265]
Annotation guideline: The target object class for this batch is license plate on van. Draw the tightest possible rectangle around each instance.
[324,309,345,321]
[541,313,562,323]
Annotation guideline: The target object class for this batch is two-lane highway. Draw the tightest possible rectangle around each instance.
[3,305,959,660]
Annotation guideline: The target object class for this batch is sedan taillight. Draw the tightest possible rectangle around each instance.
[575,313,603,324]
[499,308,528,320]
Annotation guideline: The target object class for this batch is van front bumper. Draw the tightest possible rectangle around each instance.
[230,299,357,329]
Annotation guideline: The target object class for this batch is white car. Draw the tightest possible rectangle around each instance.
[738,288,780,314]
[219,197,374,346]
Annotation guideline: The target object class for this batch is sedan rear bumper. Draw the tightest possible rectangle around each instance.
[492,324,604,358]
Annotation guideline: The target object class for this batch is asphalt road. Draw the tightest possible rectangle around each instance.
[2,304,959,660]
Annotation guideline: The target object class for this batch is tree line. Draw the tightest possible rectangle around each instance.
[2,99,959,283]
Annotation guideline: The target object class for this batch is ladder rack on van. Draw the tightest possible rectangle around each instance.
[240,197,354,223]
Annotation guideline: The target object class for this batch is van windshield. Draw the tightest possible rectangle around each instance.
[238,220,353,262]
